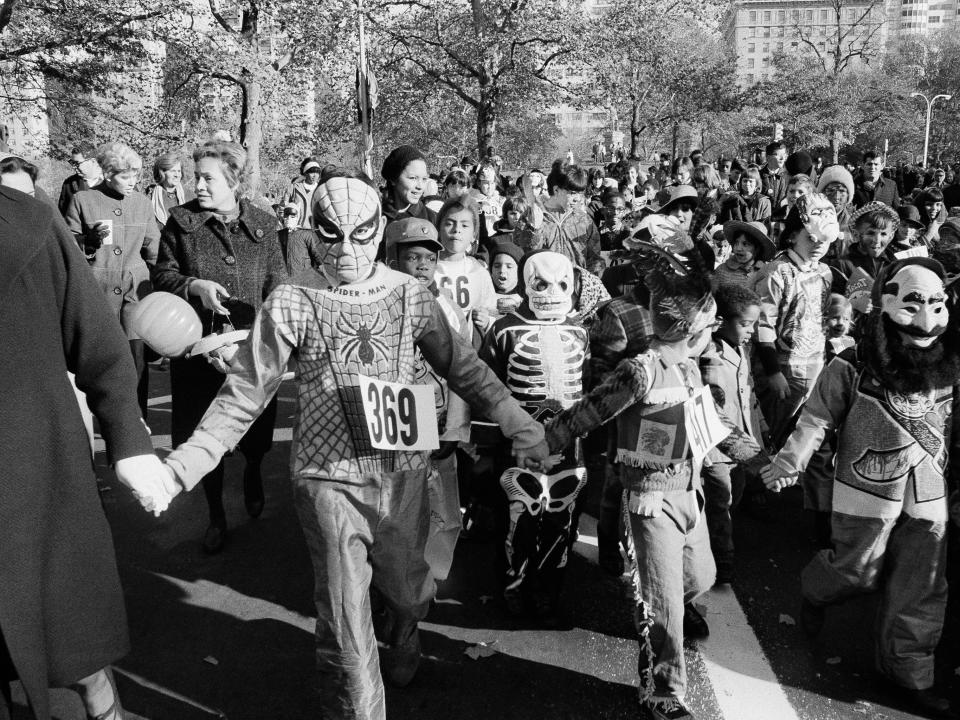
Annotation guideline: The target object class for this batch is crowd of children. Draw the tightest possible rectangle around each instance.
[8,137,959,720]
[365,145,960,720]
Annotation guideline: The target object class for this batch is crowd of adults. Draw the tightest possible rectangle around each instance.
[1,134,959,720]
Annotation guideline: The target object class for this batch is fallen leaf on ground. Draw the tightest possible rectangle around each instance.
[778,614,796,626]
[826,656,842,665]
[203,656,219,666]
[464,642,497,660]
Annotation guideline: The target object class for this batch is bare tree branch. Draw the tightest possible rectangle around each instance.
[206,0,236,35]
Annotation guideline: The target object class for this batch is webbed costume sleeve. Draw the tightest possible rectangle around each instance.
[165,284,302,489]
[416,299,544,452]
[771,355,856,476]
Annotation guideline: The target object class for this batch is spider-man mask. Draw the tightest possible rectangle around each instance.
[311,177,386,285]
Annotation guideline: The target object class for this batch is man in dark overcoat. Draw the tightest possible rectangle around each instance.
[0,186,172,719]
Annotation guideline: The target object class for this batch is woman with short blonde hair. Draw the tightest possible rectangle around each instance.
[147,151,192,228]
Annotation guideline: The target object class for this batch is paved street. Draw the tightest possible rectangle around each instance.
[10,367,960,719]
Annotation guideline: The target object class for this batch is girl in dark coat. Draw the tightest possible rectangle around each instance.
[152,140,287,554]
[0,187,171,720]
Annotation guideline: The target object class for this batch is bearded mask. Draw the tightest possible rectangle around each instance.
[523,251,574,320]
[878,258,948,348]
[311,177,385,285]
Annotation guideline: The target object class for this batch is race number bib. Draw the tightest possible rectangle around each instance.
[683,387,730,464]
[358,375,440,451]
[440,275,472,309]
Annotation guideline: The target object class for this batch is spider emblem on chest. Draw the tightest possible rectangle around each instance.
[336,311,390,366]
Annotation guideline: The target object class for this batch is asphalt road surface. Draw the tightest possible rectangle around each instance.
[10,367,960,719]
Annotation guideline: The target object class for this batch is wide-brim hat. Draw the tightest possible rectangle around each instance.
[656,184,700,215]
[722,220,776,261]
[897,204,925,230]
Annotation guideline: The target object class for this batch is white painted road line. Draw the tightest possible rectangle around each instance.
[697,586,801,720]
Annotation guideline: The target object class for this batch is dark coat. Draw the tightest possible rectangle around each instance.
[151,199,287,442]
[852,175,900,209]
[0,187,153,719]
[151,199,288,335]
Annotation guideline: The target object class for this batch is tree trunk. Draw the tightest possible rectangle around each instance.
[238,77,264,201]
[671,121,678,160]
[829,127,840,165]
[476,84,498,159]
[629,101,643,159]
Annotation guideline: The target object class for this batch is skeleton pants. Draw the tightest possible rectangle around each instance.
[802,511,948,690]
[292,470,434,720]
[625,488,715,701]
[501,465,587,603]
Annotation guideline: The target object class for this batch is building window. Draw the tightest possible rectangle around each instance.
[777,10,785,22]
[748,58,755,68]
[748,43,756,51]
[749,10,756,21]
[763,10,771,21]
[777,42,784,51]
[805,9,813,21]
[763,42,770,51]
[747,74,755,84]
[762,56,770,67]
[931,15,941,21]
[792,9,799,20]
[763,27,770,36]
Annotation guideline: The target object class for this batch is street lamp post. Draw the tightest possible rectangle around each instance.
[911,91,952,168]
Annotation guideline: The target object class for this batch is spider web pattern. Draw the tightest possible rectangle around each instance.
[279,274,435,479]
[314,177,380,230]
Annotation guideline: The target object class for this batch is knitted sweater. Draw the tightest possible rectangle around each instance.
[546,344,765,493]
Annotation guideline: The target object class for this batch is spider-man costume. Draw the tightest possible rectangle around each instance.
[165,174,548,720]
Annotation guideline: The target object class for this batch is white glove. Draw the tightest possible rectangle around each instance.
[114,454,176,516]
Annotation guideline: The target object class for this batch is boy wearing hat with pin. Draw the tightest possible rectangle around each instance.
[713,220,775,290]
[385,217,473,581]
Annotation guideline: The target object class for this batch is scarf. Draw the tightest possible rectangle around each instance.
[150,183,185,226]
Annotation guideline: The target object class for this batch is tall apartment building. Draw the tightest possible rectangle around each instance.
[723,0,895,86]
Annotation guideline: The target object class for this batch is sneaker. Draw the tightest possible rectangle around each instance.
[642,696,694,720]
[682,603,709,640]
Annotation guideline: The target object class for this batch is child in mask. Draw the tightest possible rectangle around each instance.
[480,250,590,626]
[754,193,840,449]
[489,241,523,318]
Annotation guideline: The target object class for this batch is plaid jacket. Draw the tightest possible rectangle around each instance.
[588,286,653,386]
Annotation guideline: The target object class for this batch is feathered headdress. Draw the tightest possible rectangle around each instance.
[629,231,715,343]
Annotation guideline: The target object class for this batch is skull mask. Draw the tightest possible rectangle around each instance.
[523,251,574,320]
[311,177,385,285]
[879,258,949,348]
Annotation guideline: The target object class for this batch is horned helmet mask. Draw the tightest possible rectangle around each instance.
[523,251,575,320]
[878,258,949,349]
[311,176,386,285]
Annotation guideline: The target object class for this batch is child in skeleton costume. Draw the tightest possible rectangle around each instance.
[762,257,960,718]
[543,244,767,720]
[479,250,590,621]
[161,171,550,720]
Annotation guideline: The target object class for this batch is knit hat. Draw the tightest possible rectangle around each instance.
[489,241,523,266]
[850,201,900,231]
[381,145,426,185]
[785,151,813,177]
[816,165,855,199]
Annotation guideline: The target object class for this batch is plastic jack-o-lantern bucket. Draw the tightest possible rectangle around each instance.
[123,292,202,357]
